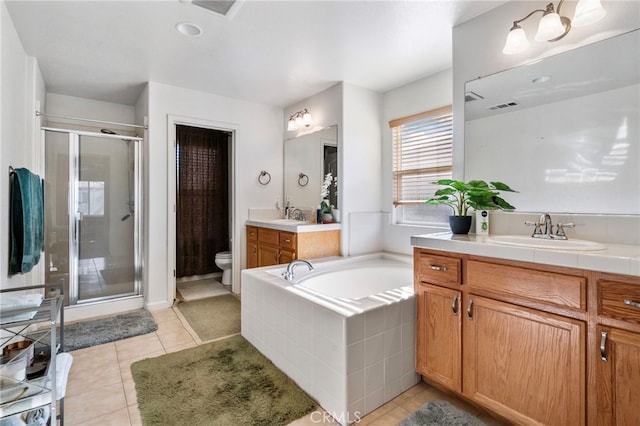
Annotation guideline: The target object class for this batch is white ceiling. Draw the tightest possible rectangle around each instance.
[5,0,505,107]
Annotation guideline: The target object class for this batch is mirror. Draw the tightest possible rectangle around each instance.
[284,125,338,210]
[464,30,639,214]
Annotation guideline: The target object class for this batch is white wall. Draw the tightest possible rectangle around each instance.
[0,1,46,287]
[452,0,640,211]
[146,81,283,310]
[380,70,454,255]
[341,84,383,256]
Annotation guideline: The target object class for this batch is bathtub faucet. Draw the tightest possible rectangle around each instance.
[282,259,313,281]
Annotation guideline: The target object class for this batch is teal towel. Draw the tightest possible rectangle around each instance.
[9,168,44,274]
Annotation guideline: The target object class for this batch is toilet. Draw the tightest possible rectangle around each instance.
[215,251,232,286]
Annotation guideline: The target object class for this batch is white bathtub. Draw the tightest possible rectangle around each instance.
[297,264,413,299]
[241,254,419,425]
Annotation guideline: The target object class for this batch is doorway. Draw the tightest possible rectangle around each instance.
[174,124,232,299]
[43,128,143,305]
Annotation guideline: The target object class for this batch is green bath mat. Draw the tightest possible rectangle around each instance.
[131,335,317,425]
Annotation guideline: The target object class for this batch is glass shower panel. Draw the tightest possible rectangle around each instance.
[76,134,136,302]
[44,130,71,305]
[44,129,141,305]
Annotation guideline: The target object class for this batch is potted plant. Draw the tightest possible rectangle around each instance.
[425,179,517,234]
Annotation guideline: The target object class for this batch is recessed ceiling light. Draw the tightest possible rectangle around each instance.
[532,75,552,84]
[176,22,202,37]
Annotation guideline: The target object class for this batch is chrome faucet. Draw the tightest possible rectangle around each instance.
[282,259,313,281]
[290,208,306,221]
[525,213,574,240]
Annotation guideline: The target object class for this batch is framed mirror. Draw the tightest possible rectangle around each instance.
[464,29,639,214]
[284,125,338,210]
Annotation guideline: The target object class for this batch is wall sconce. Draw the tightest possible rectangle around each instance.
[502,0,606,55]
[287,109,313,131]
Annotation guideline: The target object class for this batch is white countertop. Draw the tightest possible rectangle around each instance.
[411,232,640,276]
[246,219,341,233]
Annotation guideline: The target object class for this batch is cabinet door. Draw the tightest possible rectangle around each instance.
[596,326,640,426]
[463,295,585,426]
[279,249,296,265]
[416,283,462,392]
[247,241,258,269]
[257,244,280,267]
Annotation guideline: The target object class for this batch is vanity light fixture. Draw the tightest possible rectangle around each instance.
[502,0,606,55]
[287,109,313,131]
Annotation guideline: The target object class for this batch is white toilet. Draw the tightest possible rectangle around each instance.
[215,251,232,286]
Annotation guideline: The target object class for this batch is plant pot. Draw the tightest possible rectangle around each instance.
[449,215,472,234]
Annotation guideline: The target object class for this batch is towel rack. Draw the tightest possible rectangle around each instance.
[298,173,309,187]
[9,165,15,174]
[258,170,271,185]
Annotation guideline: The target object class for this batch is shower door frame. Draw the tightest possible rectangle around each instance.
[43,127,144,305]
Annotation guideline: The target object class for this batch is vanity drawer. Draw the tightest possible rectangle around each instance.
[257,227,279,246]
[415,251,461,288]
[279,232,296,250]
[599,280,640,324]
[247,226,258,242]
[466,261,586,311]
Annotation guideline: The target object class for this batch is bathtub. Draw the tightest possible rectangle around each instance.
[241,254,419,425]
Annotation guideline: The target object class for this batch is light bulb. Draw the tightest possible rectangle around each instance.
[302,110,312,127]
[503,26,530,55]
[535,11,566,41]
[573,0,606,27]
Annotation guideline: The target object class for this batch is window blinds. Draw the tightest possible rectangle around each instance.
[390,106,453,206]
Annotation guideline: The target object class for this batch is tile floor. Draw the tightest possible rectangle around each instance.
[63,306,504,425]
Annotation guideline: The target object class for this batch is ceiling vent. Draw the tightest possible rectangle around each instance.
[489,101,519,110]
[465,91,484,102]
[192,1,238,17]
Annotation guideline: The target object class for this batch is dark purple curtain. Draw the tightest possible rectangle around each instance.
[176,125,229,277]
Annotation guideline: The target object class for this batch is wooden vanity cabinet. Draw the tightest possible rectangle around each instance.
[414,248,588,425]
[246,226,258,269]
[414,250,462,391]
[246,225,340,268]
[595,277,640,426]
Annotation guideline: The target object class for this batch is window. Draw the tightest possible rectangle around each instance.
[78,180,105,216]
[390,105,453,224]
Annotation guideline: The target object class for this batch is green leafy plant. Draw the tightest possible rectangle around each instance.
[425,179,517,216]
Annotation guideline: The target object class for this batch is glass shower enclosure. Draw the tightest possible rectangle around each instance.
[43,128,142,306]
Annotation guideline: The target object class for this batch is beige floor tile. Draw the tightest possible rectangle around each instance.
[358,401,398,425]
[66,360,122,397]
[157,328,197,349]
[288,410,340,425]
[367,405,412,426]
[155,317,189,334]
[151,308,179,324]
[128,405,143,426]
[73,407,131,426]
[122,377,138,407]
[65,382,127,425]
[163,339,198,354]
[118,349,166,382]
[115,333,164,361]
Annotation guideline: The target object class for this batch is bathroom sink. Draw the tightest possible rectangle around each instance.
[487,235,606,251]
[269,219,309,224]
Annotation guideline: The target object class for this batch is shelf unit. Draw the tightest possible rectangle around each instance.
[0,281,65,425]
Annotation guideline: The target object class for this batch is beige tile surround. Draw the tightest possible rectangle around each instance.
[64,306,503,425]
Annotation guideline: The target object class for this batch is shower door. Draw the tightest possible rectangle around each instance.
[43,128,142,305]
